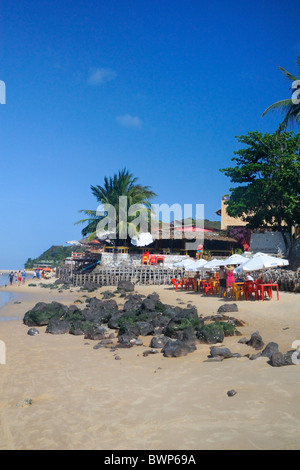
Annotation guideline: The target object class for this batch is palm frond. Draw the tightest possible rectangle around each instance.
[261,99,293,117]
[278,67,297,82]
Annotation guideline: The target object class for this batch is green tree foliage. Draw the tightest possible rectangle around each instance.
[220,131,300,240]
[24,245,76,268]
[262,54,300,131]
[75,168,157,242]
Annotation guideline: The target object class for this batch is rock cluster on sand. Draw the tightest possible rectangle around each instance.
[23,292,244,358]
[23,291,298,365]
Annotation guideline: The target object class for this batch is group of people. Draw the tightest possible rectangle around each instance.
[8,270,26,286]
[218,265,254,298]
[32,269,51,280]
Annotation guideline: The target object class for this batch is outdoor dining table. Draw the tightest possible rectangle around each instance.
[257,283,279,301]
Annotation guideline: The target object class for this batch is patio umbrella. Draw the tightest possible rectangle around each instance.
[131,232,154,247]
[173,258,195,268]
[236,252,289,272]
[185,259,209,271]
[221,254,247,266]
[200,258,222,270]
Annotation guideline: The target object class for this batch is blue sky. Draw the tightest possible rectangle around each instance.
[0,0,299,268]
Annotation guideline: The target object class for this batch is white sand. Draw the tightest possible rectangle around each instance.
[0,279,300,450]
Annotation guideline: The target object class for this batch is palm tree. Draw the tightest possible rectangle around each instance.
[262,55,300,131]
[75,168,157,243]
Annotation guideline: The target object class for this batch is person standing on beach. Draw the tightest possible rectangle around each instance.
[9,271,14,285]
[22,269,26,284]
[17,271,22,286]
[219,265,227,298]
[226,266,235,298]
[15,272,18,283]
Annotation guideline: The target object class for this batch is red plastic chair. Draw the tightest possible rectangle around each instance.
[142,251,150,265]
[156,255,165,266]
[245,281,258,301]
[150,255,157,265]
[171,278,182,290]
[203,281,213,295]
[184,278,195,290]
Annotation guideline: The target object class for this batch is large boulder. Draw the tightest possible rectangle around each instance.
[117,280,134,292]
[23,302,69,326]
[45,318,71,334]
[123,294,144,313]
[163,306,200,341]
[84,326,107,340]
[162,340,196,357]
[82,298,118,325]
[217,303,238,313]
[268,350,299,367]
[261,342,279,359]
[245,331,265,350]
[150,335,170,349]
[209,346,234,358]
[196,323,225,344]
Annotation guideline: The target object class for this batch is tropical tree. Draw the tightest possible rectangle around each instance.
[220,131,300,250]
[262,54,300,131]
[75,168,157,243]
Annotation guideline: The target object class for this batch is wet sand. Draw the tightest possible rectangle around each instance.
[0,278,300,450]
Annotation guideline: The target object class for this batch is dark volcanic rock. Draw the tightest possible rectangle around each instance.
[84,326,107,340]
[23,302,69,326]
[196,323,225,344]
[163,306,200,341]
[210,346,234,358]
[150,335,170,349]
[245,331,265,350]
[27,328,39,336]
[123,294,144,313]
[117,280,134,292]
[45,318,71,334]
[261,342,279,359]
[136,321,155,336]
[217,303,238,313]
[82,298,118,325]
[269,350,300,367]
[162,340,196,357]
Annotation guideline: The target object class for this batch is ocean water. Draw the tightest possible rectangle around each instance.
[0,272,34,320]
[0,273,14,309]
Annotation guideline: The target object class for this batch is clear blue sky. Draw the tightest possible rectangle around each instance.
[0,0,299,268]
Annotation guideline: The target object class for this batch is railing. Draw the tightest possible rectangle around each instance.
[57,266,185,287]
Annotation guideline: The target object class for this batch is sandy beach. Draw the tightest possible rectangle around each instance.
[0,277,300,450]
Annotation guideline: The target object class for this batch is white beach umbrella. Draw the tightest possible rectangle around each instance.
[199,258,222,270]
[131,232,154,247]
[237,252,289,272]
[185,259,209,271]
[221,254,247,266]
[173,258,195,268]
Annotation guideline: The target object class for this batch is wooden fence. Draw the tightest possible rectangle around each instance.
[56,266,185,287]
